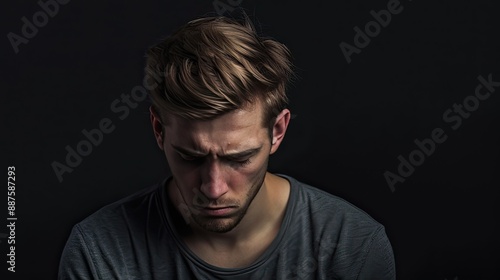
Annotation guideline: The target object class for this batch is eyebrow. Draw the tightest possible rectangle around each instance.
[171,144,262,159]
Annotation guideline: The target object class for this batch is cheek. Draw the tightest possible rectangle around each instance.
[170,165,200,203]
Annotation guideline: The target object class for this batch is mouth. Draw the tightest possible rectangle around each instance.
[197,206,237,217]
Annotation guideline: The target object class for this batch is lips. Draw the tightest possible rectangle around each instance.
[198,206,236,217]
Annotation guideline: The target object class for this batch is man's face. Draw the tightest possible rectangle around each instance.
[152,102,287,234]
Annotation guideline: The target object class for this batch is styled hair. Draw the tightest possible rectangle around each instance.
[144,14,295,129]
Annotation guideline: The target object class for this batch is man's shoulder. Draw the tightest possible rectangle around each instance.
[59,179,175,279]
[282,174,383,229]
[279,175,396,279]
[75,180,163,233]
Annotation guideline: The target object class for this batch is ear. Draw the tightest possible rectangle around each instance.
[270,109,291,155]
[149,106,164,150]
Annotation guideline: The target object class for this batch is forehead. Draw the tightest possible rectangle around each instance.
[163,103,267,152]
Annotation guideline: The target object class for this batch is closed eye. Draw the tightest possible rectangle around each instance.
[171,144,261,167]
[234,158,251,166]
[178,153,202,162]
[224,157,252,167]
[179,153,251,167]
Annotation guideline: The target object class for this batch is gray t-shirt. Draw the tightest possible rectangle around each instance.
[58,175,395,279]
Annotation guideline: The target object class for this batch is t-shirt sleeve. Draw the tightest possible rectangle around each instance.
[58,224,99,280]
[357,226,396,280]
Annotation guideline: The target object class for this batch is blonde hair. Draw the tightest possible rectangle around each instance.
[144,15,294,128]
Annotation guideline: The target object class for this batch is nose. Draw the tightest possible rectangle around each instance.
[199,159,229,201]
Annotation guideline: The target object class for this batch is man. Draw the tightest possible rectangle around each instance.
[59,14,396,279]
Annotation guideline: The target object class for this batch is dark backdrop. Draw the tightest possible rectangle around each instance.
[2,0,499,279]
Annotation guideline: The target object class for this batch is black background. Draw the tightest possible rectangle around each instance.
[2,0,499,279]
